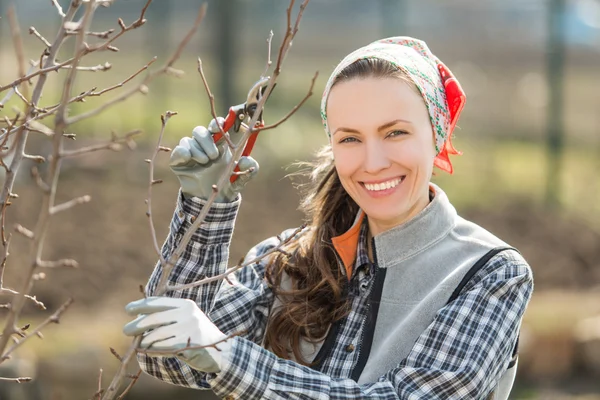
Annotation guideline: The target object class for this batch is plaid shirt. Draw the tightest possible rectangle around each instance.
[139,193,533,399]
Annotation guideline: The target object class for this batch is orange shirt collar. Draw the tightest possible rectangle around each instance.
[331,211,365,278]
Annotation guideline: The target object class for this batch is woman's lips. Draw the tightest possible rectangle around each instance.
[360,176,405,198]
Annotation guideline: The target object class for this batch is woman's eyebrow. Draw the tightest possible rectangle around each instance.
[377,119,411,132]
[333,119,411,136]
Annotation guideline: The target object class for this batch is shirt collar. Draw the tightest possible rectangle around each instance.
[331,183,455,276]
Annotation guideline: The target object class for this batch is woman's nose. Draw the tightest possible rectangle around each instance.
[363,139,391,173]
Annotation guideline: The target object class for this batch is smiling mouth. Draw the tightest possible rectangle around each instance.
[362,176,405,192]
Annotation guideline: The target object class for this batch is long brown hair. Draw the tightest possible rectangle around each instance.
[263,57,414,364]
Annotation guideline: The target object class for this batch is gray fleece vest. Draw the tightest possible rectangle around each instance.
[271,184,519,399]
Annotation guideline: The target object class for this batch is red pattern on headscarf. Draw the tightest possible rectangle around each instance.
[434,62,466,174]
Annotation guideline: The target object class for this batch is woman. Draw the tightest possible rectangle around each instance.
[123,37,533,399]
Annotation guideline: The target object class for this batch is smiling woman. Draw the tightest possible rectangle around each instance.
[328,72,436,235]
[123,37,534,400]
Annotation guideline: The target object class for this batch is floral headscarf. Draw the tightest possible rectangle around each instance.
[320,36,466,174]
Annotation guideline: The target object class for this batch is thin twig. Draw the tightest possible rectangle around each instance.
[61,62,112,72]
[0,376,32,383]
[167,225,307,293]
[0,288,45,310]
[137,331,244,356]
[60,130,141,158]
[13,87,42,114]
[87,28,115,39]
[37,259,79,268]
[50,195,91,215]
[1,298,73,362]
[51,0,66,18]
[147,112,176,264]
[88,0,152,53]
[8,5,29,101]
[29,26,51,48]
[88,58,156,97]
[261,30,274,78]
[0,57,75,94]
[0,235,11,289]
[260,71,317,131]
[115,369,142,400]
[94,369,104,400]
[197,58,234,149]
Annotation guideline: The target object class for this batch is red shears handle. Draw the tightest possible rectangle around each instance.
[211,108,263,184]
[230,122,263,183]
[211,107,238,143]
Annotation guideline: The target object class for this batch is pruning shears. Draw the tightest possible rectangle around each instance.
[212,77,271,183]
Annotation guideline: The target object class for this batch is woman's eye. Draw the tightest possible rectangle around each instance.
[387,130,408,138]
[339,137,359,144]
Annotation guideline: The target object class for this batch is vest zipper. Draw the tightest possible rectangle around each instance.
[350,237,384,381]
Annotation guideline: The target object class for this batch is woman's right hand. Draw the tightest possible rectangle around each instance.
[169,117,259,202]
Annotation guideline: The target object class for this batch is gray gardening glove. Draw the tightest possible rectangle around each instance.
[123,297,230,373]
[169,117,259,202]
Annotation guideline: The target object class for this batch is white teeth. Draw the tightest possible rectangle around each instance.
[364,177,403,192]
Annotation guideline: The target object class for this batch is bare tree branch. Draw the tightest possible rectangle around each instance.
[197,58,234,149]
[146,112,176,264]
[260,71,318,131]
[51,0,66,18]
[0,57,75,94]
[29,26,51,48]
[1,298,73,362]
[261,30,274,79]
[0,376,32,383]
[0,0,80,237]
[137,331,245,356]
[88,0,152,53]
[60,129,142,158]
[7,5,29,101]
[50,195,91,215]
[0,0,89,359]
[36,259,79,269]
[115,369,142,400]
[61,62,112,72]
[0,288,46,310]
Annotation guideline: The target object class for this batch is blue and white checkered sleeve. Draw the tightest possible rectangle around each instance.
[136,192,278,389]
[207,249,533,399]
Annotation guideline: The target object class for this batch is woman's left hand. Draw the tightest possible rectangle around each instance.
[123,297,230,373]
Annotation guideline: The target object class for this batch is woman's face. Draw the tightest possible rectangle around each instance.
[327,77,436,236]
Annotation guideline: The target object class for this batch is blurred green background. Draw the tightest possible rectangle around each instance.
[1,0,600,399]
